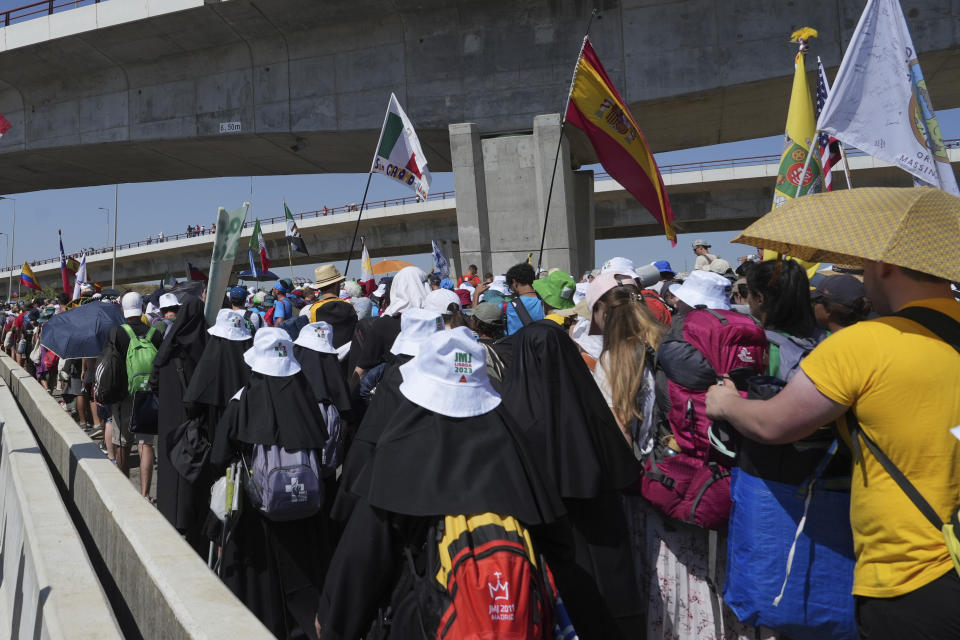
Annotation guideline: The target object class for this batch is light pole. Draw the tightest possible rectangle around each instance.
[111,185,118,289]
[97,206,110,247]
[0,197,15,302]
[0,233,8,300]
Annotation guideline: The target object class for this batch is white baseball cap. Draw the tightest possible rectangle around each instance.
[158,293,180,309]
[242,327,301,377]
[398,326,500,418]
[390,308,444,357]
[208,309,251,341]
[294,321,337,354]
[672,270,732,310]
[121,292,143,319]
[423,289,461,316]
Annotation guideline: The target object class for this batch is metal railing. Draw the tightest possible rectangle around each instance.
[6,137,960,272]
[13,189,457,270]
[0,0,101,27]
[594,138,960,181]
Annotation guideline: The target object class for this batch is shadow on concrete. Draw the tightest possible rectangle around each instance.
[31,586,49,640]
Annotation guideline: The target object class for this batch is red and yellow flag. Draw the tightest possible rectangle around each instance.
[566,37,675,245]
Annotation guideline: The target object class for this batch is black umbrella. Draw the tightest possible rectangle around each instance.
[40,301,125,358]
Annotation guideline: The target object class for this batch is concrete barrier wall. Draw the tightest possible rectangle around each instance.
[0,374,121,639]
[0,355,273,639]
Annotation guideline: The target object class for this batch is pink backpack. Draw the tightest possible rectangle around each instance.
[641,309,767,528]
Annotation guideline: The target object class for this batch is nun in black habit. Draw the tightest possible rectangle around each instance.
[501,320,644,640]
[330,308,444,524]
[316,327,568,640]
[211,327,333,640]
[150,294,208,553]
[291,321,351,417]
[183,308,253,425]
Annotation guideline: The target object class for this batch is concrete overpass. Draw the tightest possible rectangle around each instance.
[2,138,955,295]
[0,0,958,193]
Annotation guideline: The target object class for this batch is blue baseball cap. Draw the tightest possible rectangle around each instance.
[229,286,247,302]
[272,281,287,293]
[654,260,675,275]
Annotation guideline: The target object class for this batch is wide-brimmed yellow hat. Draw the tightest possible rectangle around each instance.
[735,187,960,281]
[314,264,345,289]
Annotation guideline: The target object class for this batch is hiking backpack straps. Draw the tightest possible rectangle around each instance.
[508,296,537,327]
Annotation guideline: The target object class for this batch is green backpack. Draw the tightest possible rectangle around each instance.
[120,324,159,395]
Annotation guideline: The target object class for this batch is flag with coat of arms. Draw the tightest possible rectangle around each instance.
[771,28,823,210]
[815,0,959,195]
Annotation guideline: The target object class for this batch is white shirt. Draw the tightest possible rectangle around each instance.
[694,252,717,271]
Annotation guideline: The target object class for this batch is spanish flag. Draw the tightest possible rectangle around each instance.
[566,37,675,245]
[20,262,41,291]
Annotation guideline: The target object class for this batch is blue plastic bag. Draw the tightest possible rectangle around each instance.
[724,467,857,640]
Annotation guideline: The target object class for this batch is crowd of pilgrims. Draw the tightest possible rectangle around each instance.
[4,253,878,640]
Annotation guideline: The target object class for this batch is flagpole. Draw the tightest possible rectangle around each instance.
[536,9,598,272]
[283,198,296,279]
[345,94,396,278]
[838,145,854,189]
[343,173,374,278]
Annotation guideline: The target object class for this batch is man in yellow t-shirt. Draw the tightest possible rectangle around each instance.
[706,260,960,639]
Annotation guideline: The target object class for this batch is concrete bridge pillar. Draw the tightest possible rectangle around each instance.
[449,114,594,277]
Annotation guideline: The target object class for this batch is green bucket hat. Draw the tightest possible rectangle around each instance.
[532,269,576,310]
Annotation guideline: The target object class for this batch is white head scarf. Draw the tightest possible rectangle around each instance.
[383,266,428,316]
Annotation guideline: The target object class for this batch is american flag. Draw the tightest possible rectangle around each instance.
[815,57,843,191]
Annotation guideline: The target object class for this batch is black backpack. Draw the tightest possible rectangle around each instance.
[94,340,126,405]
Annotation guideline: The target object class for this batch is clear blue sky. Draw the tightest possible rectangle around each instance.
[0,0,958,283]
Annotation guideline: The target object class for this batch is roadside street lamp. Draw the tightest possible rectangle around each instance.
[0,197,15,302]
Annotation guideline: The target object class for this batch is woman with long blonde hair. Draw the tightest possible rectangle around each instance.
[587,273,665,450]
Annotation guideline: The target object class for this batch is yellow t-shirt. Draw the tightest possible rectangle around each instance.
[800,297,960,598]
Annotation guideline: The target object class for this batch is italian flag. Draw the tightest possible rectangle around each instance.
[371,93,431,199]
[248,219,270,275]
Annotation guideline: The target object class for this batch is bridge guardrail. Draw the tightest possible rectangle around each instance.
[0,372,120,639]
[0,354,274,639]
[0,0,101,27]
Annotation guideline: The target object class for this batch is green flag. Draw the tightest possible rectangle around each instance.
[205,202,249,326]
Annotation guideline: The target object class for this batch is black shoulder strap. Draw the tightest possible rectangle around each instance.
[893,306,960,356]
[705,309,729,325]
[847,410,944,531]
[509,296,536,327]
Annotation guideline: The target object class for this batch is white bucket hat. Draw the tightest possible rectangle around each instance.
[673,270,732,310]
[399,326,500,418]
[390,308,444,356]
[294,321,337,354]
[424,289,461,316]
[209,309,252,341]
[158,292,180,309]
[242,327,301,377]
[600,256,638,278]
[488,275,511,296]
[600,257,660,288]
